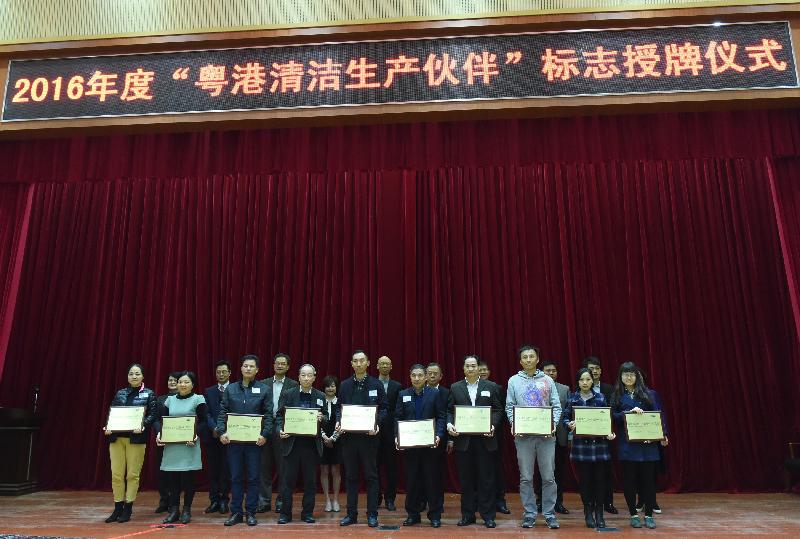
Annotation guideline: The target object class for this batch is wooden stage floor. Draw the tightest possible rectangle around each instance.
[0,491,798,538]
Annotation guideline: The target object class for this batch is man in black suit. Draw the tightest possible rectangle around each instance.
[584,356,618,515]
[424,363,450,513]
[395,363,446,528]
[478,360,511,515]
[336,350,388,528]
[257,353,299,513]
[276,364,327,524]
[202,360,232,515]
[376,355,402,511]
[447,355,505,528]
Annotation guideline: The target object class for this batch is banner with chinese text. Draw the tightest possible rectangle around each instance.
[2,21,796,122]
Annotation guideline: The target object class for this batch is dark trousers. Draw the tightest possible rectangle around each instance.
[576,461,606,506]
[166,470,196,508]
[622,460,656,517]
[377,429,397,502]
[259,430,283,505]
[404,448,443,520]
[605,454,616,505]
[455,437,496,520]
[205,437,230,503]
[341,434,379,518]
[535,443,566,505]
[280,438,320,518]
[227,443,261,516]
[155,446,169,506]
[493,427,507,504]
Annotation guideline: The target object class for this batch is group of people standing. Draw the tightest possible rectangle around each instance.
[101,346,668,530]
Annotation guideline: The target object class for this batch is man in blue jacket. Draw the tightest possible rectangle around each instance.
[217,355,273,527]
[394,363,446,528]
[335,350,388,528]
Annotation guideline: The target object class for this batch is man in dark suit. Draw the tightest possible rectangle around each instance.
[336,350,388,528]
[394,363,446,528]
[424,362,450,514]
[536,360,570,514]
[257,353,299,513]
[276,364,327,524]
[584,356,618,514]
[217,355,274,527]
[447,355,504,528]
[202,360,232,515]
[376,355,402,511]
[478,360,511,515]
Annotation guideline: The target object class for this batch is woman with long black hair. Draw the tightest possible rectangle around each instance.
[611,362,669,529]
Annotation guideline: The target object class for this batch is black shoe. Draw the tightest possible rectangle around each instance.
[204,502,220,514]
[219,500,229,514]
[105,501,124,523]
[430,519,441,528]
[246,513,258,526]
[496,502,511,514]
[386,500,397,511]
[180,507,191,525]
[653,503,662,514]
[256,503,269,513]
[275,500,283,514]
[224,513,243,526]
[457,515,476,526]
[155,502,169,514]
[604,503,618,514]
[554,503,569,514]
[537,504,542,514]
[377,493,383,506]
[162,507,180,524]
[403,516,421,526]
[594,505,606,529]
[368,515,379,527]
[277,515,291,524]
[484,519,497,528]
[302,515,316,523]
[339,515,357,526]
[117,502,133,523]
[584,504,596,528]
[522,517,536,528]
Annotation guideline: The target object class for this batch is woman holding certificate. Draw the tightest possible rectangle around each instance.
[155,371,207,525]
[562,368,616,529]
[611,362,669,530]
[103,363,157,523]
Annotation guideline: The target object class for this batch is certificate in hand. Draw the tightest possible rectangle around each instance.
[454,406,491,435]
[573,406,612,437]
[624,411,664,442]
[160,415,197,443]
[512,406,553,436]
[106,406,145,432]
[397,419,436,448]
[340,405,377,433]
[226,413,263,443]
[283,407,319,437]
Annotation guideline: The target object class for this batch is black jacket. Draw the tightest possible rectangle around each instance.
[216,380,274,438]
[108,386,157,444]
[446,379,504,452]
[276,386,328,457]
[336,375,388,428]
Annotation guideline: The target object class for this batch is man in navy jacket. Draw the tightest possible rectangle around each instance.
[394,363,446,528]
[202,360,232,515]
[335,350,388,528]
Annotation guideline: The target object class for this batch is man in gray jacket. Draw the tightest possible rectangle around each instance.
[506,345,562,529]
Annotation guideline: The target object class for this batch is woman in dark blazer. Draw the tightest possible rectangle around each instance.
[103,363,157,523]
[319,375,342,512]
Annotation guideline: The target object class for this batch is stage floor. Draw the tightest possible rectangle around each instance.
[0,491,798,537]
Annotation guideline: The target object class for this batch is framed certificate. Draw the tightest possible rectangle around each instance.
[160,415,197,444]
[624,411,665,442]
[340,405,378,433]
[397,419,436,448]
[283,407,319,437]
[512,406,553,436]
[454,405,491,435]
[106,406,145,432]
[226,413,263,443]
[573,406,612,437]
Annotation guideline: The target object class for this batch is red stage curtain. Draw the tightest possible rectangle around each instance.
[0,110,798,492]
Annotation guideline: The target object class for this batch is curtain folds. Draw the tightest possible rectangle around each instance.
[0,110,798,492]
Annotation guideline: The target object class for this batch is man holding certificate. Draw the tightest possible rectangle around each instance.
[505,345,562,530]
[216,355,274,527]
[394,364,446,528]
[276,364,327,524]
[446,355,504,529]
[335,350,388,528]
